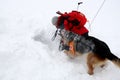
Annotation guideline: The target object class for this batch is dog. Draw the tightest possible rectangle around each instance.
[59,29,120,75]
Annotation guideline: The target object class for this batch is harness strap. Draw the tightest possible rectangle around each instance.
[51,29,58,41]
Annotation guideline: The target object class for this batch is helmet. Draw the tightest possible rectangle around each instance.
[52,16,58,26]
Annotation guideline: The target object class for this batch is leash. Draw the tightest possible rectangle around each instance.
[89,0,106,27]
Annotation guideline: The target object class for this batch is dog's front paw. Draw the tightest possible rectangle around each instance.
[88,70,94,75]
[64,50,76,58]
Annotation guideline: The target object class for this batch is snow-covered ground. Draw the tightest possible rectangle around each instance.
[0,0,120,80]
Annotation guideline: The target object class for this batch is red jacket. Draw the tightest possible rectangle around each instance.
[57,11,88,35]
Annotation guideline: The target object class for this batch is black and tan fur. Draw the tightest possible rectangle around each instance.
[62,33,120,75]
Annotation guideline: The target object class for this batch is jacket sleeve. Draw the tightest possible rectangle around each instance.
[71,26,88,35]
[64,20,73,31]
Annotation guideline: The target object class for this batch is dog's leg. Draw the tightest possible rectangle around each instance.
[87,53,94,75]
[87,62,94,75]
[100,64,105,68]
[87,53,107,75]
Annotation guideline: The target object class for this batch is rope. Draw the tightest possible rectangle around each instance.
[89,0,106,27]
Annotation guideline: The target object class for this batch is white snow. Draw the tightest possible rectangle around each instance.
[0,0,120,80]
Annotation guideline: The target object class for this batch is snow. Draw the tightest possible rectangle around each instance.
[0,0,120,80]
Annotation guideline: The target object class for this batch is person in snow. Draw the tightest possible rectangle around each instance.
[52,10,93,56]
[52,10,89,38]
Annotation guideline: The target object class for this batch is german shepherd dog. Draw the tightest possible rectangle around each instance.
[59,29,120,75]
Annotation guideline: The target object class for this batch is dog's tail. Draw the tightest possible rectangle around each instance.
[112,59,120,68]
[106,52,120,67]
